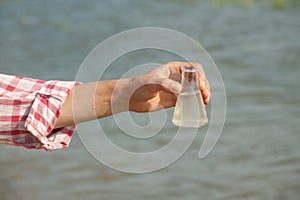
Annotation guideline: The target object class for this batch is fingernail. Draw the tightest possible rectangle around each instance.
[206,96,210,104]
[201,81,205,88]
[171,83,182,93]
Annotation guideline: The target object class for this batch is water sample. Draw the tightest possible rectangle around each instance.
[172,66,208,128]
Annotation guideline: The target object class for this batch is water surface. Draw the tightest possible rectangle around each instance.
[1,0,300,199]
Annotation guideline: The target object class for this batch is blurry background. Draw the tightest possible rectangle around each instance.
[1,0,300,199]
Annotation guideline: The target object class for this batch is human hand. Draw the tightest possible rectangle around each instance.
[114,62,210,113]
[56,61,210,128]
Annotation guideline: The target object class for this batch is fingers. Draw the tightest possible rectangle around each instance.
[148,91,177,111]
[196,65,210,105]
[163,61,211,104]
[160,78,182,93]
[201,83,210,105]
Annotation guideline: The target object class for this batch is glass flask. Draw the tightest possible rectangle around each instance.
[172,66,208,128]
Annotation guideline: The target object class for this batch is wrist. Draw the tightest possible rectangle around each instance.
[94,80,117,118]
[109,78,136,114]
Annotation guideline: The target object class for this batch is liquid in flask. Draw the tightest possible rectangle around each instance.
[172,66,208,128]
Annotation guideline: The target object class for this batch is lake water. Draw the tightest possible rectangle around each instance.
[1,0,300,199]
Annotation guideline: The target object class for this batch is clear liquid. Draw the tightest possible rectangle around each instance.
[172,91,208,128]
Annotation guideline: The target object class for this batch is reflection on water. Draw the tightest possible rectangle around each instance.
[1,0,300,199]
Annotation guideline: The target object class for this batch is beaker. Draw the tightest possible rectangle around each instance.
[172,66,208,128]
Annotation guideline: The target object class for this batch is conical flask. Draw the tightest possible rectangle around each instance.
[172,66,208,128]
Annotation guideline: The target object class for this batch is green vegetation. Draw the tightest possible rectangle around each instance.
[166,0,300,9]
[212,0,300,9]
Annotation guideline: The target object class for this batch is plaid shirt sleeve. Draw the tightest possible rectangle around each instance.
[0,74,80,151]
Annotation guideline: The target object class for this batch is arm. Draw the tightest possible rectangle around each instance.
[55,62,210,129]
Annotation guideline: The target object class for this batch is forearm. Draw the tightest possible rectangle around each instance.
[54,62,210,129]
[55,79,129,129]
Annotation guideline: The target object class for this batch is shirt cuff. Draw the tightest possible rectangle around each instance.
[24,80,80,151]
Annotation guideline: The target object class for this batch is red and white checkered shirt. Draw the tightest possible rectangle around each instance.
[0,74,79,151]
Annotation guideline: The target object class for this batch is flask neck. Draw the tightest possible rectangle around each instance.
[181,66,199,93]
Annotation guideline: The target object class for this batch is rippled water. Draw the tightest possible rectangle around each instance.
[1,0,300,199]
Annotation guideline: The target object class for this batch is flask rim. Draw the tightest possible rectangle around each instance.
[181,66,199,73]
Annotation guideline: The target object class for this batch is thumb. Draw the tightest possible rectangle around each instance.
[160,79,182,93]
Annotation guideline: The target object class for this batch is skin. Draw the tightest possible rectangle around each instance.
[54,62,210,129]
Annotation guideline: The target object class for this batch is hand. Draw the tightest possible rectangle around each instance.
[56,61,210,128]
[114,62,211,113]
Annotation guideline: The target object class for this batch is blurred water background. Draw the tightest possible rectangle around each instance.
[1,0,300,199]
